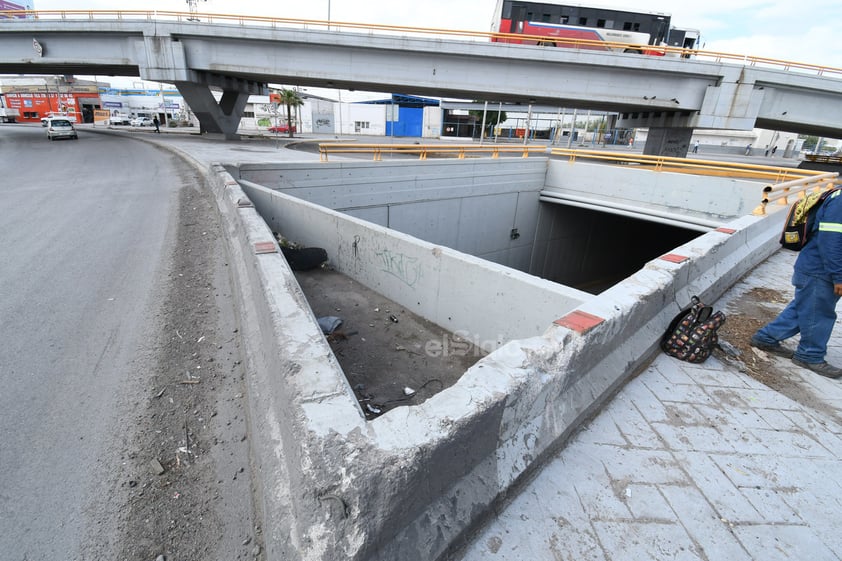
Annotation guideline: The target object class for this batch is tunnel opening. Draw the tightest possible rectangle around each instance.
[530,203,701,294]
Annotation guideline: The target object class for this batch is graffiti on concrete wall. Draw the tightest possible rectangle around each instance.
[375,248,421,288]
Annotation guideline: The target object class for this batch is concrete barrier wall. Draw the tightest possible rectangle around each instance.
[544,160,766,219]
[208,159,789,561]
[240,179,591,348]
[236,159,547,271]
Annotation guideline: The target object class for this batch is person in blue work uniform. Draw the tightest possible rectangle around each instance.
[751,189,842,378]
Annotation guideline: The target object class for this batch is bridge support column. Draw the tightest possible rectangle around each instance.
[174,82,252,140]
[642,127,694,158]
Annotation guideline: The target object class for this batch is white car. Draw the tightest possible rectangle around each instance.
[130,117,154,127]
[45,118,78,140]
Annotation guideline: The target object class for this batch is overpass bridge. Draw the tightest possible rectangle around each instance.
[1,10,841,152]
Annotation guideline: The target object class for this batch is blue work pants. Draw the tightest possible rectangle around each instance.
[754,270,840,363]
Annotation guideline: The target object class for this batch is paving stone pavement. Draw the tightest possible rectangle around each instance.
[459,249,842,561]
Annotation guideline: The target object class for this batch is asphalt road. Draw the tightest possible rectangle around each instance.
[0,124,256,560]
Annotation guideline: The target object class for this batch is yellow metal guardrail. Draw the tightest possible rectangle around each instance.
[2,10,841,79]
[754,173,841,215]
[549,149,840,215]
[550,148,825,182]
[318,143,547,162]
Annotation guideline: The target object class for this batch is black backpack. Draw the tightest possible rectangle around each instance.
[780,188,840,251]
[661,296,726,363]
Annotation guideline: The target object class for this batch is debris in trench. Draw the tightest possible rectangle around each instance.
[317,316,343,334]
[281,246,328,271]
[353,379,444,419]
[150,458,166,476]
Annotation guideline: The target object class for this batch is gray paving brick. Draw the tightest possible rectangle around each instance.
[672,451,764,523]
[581,445,687,487]
[651,422,738,453]
[658,483,753,561]
[732,524,838,561]
[642,375,719,408]
[748,427,836,459]
[624,483,677,521]
[609,405,665,449]
[737,486,804,524]
[592,519,704,561]
[575,407,627,447]
[693,402,773,430]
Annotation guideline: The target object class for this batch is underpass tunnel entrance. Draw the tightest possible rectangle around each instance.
[530,202,700,294]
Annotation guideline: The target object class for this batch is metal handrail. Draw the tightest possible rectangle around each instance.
[318,143,547,162]
[754,173,841,215]
[549,148,826,182]
[2,10,841,79]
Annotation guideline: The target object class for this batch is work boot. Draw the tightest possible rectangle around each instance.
[792,358,842,379]
[750,336,794,359]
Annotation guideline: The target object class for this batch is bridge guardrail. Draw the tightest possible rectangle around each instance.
[2,10,840,79]
[318,143,547,162]
[549,148,826,182]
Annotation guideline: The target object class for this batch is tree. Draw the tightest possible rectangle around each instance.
[468,102,507,139]
[279,88,304,138]
[801,135,819,152]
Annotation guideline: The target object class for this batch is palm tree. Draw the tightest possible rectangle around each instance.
[279,88,304,138]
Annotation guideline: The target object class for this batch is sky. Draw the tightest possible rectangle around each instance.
[27,0,842,94]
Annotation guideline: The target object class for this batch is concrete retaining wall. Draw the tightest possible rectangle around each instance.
[544,159,766,220]
[236,159,547,271]
[240,179,590,349]
[208,159,789,561]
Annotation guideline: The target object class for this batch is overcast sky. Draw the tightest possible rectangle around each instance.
[30,0,842,93]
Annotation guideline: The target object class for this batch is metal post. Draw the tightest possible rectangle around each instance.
[567,108,577,148]
[523,104,533,145]
[494,101,502,143]
[480,101,488,145]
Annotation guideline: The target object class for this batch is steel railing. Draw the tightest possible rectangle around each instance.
[2,10,840,79]
[550,148,825,182]
[318,143,547,162]
[754,173,841,215]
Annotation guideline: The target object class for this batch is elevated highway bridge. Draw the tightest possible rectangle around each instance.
[0,9,841,152]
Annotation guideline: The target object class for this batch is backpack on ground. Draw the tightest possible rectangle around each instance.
[779,188,841,251]
[661,295,726,363]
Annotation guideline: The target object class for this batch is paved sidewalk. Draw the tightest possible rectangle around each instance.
[459,249,842,561]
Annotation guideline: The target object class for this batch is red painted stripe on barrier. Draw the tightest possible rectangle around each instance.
[554,310,604,333]
[254,241,277,254]
[660,253,689,263]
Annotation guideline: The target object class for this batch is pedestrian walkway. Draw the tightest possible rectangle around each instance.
[459,248,842,561]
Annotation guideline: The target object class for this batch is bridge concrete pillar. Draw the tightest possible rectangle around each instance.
[642,127,694,158]
[174,81,253,140]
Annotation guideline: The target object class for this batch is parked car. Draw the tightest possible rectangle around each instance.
[45,118,78,140]
[130,116,154,127]
[268,123,296,134]
[110,115,131,125]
